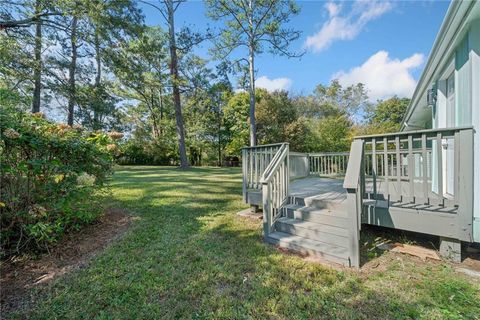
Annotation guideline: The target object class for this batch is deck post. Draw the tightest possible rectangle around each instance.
[439,237,461,262]
[262,183,271,237]
[456,128,474,242]
[343,139,364,268]
[242,148,247,203]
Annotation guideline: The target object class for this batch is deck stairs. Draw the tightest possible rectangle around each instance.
[266,193,355,267]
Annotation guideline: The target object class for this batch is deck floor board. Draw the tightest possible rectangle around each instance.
[289,177,347,205]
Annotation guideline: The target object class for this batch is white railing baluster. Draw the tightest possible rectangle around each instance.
[421,134,429,204]
[372,138,377,200]
[307,152,350,177]
[261,144,290,236]
[407,135,415,203]
[383,137,389,200]
[396,136,401,202]
[436,132,444,205]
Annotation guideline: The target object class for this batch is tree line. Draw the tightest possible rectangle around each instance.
[1,0,409,167]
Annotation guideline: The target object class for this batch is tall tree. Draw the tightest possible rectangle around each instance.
[295,80,370,123]
[67,15,78,126]
[165,0,188,168]
[206,0,302,146]
[1,0,64,112]
[140,0,194,168]
[360,96,410,134]
[84,0,143,130]
[110,26,169,140]
[31,0,42,112]
[0,0,63,29]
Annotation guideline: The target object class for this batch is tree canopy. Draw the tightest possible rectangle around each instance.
[1,1,410,167]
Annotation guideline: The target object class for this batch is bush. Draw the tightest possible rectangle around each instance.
[0,108,116,258]
[116,139,179,166]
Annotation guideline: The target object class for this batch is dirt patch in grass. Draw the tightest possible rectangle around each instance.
[0,207,134,315]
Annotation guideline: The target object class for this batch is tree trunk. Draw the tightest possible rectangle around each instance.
[67,16,78,126]
[248,45,256,146]
[149,94,160,139]
[31,0,42,113]
[166,0,188,168]
[248,0,256,146]
[159,90,163,136]
[217,109,222,167]
[93,31,101,130]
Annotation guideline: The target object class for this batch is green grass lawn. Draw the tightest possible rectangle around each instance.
[12,166,480,319]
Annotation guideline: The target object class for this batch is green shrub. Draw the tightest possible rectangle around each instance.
[116,139,179,166]
[0,108,116,258]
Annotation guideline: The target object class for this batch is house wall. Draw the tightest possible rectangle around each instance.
[469,19,480,242]
[431,19,480,242]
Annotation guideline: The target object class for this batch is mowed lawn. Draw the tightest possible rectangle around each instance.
[13,166,480,319]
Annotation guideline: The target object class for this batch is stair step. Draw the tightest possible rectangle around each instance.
[266,231,351,266]
[287,196,307,207]
[284,203,303,211]
[275,218,350,247]
[288,196,347,210]
[291,208,350,228]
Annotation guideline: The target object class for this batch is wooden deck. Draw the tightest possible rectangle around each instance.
[244,128,475,265]
[289,177,347,205]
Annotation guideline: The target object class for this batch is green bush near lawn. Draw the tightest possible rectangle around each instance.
[0,107,118,258]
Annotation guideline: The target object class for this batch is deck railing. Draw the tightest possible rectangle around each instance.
[260,144,290,236]
[289,152,309,179]
[356,127,474,207]
[352,126,474,242]
[242,143,283,201]
[309,152,350,177]
[343,140,364,268]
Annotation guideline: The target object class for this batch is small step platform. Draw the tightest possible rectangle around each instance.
[266,231,351,266]
[266,191,356,267]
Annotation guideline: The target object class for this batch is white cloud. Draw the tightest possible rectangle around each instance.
[332,50,425,101]
[305,0,393,53]
[255,76,292,92]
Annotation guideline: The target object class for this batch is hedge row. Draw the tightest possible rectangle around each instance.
[0,108,119,258]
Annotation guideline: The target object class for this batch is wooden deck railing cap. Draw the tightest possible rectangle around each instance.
[354,125,474,140]
[260,144,289,183]
[241,142,287,150]
[343,140,364,190]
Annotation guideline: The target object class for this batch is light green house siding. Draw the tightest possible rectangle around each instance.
[455,33,470,126]
[403,2,480,243]
[429,19,480,242]
[468,19,480,242]
[452,20,480,242]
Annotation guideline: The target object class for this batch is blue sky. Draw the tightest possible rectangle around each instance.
[139,0,450,101]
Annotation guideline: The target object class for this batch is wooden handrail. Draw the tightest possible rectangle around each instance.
[308,152,350,156]
[261,143,288,183]
[354,126,473,140]
[343,140,365,190]
[342,140,364,268]
[261,144,290,236]
[241,143,285,150]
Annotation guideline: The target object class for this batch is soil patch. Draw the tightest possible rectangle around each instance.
[1,207,135,316]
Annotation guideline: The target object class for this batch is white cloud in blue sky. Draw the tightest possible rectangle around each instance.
[305,0,394,53]
[332,51,425,101]
[255,76,293,92]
